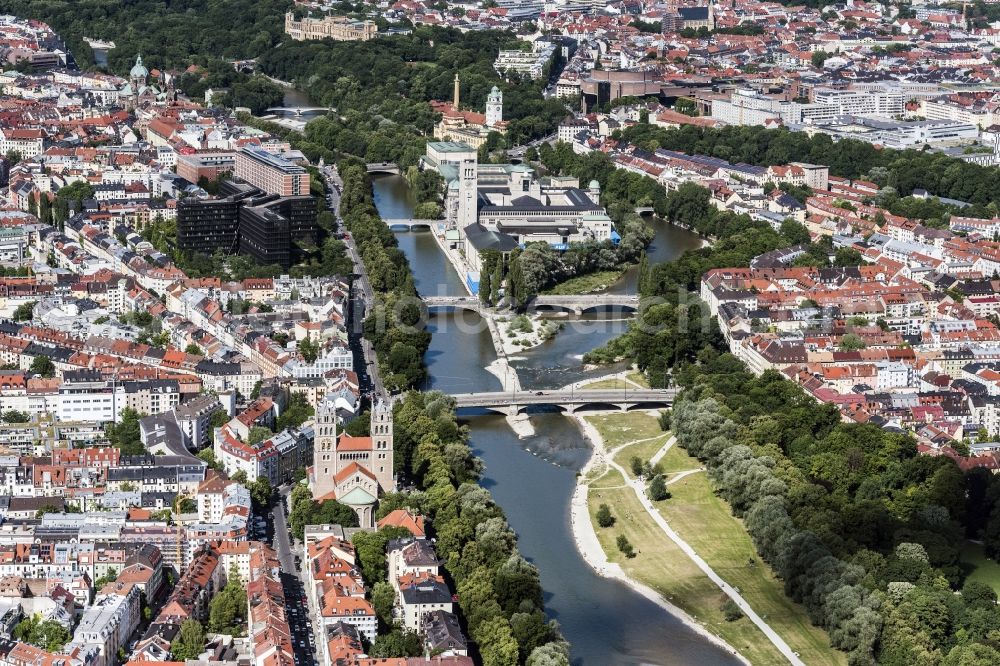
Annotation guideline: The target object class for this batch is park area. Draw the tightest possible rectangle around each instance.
[584,411,846,666]
[961,542,1000,595]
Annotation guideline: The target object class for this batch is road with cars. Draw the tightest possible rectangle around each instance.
[271,487,318,666]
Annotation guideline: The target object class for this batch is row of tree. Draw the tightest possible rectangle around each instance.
[619,123,1000,214]
[338,161,430,390]
[671,359,1000,665]
[383,391,569,665]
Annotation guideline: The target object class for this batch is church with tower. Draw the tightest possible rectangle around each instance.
[432,74,508,149]
[310,397,395,528]
[120,54,173,111]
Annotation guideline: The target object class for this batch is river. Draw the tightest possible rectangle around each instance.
[372,174,740,665]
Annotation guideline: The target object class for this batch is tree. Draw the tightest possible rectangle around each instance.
[184,343,203,355]
[171,619,206,660]
[106,408,145,456]
[208,570,247,635]
[616,534,636,558]
[12,301,35,321]
[371,580,395,625]
[720,598,743,621]
[248,426,273,445]
[248,477,273,509]
[648,475,670,501]
[596,503,615,528]
[94,567,118,589]
[197,447,223,471]
[527,642,570,666]
[839,333,866,351]
[298,335,319,363]
[210,407,230,428]
[510,612,556,663]
[2,410,29,423]
[276,393,314,431]
[961,580,997,609]
[29,355,55,378]
[370,629,422,657]
[34,504,62,519]
[13,615,71,652]
[353,527,418,586]
[812,50,829,68]
[413,201,442,219]
[289,491,359,541]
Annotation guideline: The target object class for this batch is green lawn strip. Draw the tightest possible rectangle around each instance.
[659,471,846,666]
[589,412,845,666]
[961,542,1000,595]
[612,436,670,472]
[656,443,698,474]
[626,371,650,388]
[587,469,788,665]
[587,412,664,447]
[584,373,650,391]
[583,378,630,390]
[542,270,624,295]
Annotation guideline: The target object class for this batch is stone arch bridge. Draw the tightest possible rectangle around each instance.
[449,388,676,416]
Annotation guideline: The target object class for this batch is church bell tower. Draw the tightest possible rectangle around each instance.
[371,400,395,492]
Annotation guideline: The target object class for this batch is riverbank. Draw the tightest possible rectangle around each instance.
[428,223,474,296]
[568,413,750,664]
[568,404,845,666]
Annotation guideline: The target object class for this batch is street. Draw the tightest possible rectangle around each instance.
[271,488,319,666]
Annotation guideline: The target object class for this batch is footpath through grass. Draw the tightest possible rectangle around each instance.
[587,468,786,665]
[586,412,846,666]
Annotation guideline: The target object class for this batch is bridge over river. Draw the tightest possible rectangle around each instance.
[264,106,331,115]
[448,388,676,416]
[423,294,640,315]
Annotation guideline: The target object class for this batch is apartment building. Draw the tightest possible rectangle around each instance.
[234,149,307,198]
[67,583,141,666]
[175,151,236,184]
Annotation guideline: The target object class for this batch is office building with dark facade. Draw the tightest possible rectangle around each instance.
[176,180,318,269]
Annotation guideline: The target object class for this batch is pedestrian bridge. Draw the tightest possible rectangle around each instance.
[367,162,401,175]
[385,219,434,230]
[449,388,677,416]
[422,294,640,316]
[264,106,330,115]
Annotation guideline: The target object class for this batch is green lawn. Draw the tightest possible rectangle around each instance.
[587,412,665,448]
[612,435,670,471]
[661,471,844,666]
[542,270,623,295]
[587,413,846,666]
[587,470,789,666]
[962,542,1000,594]
[627,371,650,388]
[657,442,699,474]
[584,373,650,391]
[583,377,631,390]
